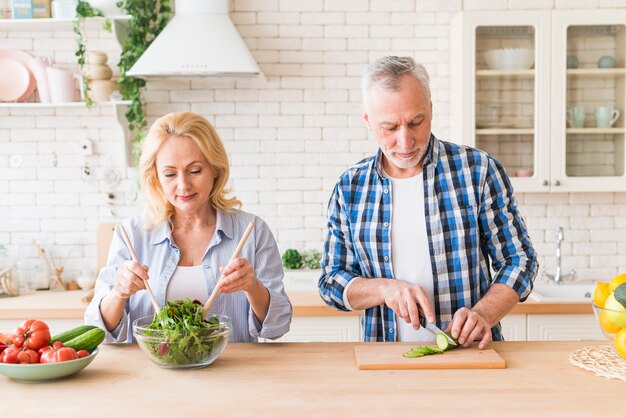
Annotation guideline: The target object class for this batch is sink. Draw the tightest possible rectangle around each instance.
[528,282,595,302]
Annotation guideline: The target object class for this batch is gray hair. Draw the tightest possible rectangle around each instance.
[361,56,431,103]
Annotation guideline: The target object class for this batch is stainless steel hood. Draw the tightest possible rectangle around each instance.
[126,0,261,77]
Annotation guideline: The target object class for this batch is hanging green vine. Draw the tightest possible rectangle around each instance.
[74,0,171,163]
[74,1,110,108]
[118,0,172,162]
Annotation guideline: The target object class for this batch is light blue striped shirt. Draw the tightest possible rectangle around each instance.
[85,209,292,343]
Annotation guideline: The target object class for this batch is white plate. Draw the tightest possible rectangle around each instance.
[0,59,31,102]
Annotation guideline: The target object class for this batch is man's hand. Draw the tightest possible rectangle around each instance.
[445,283,520,350]
[380,280,435,330]
[446,308,492,349]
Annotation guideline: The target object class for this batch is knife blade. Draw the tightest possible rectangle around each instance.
[419,313,458,347]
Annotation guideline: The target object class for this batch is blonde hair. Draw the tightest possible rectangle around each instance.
[139,112,241,229]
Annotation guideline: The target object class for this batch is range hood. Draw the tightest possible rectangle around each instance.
[126,0,261,77]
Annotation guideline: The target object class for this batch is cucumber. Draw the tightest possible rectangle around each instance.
[63,328,105,352]
[51,325,98,344]
[436,332,460,351]
[402,345,443,358]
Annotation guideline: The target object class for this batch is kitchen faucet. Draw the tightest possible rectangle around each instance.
[542,227,577,285]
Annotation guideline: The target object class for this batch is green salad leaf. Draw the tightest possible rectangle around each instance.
[144,299,226,365]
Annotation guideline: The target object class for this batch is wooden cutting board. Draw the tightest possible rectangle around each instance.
[354,344,506,370]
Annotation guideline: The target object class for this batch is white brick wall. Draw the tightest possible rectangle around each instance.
[1,1,626,286]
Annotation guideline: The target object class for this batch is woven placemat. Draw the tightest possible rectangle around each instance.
[569,345,626,382]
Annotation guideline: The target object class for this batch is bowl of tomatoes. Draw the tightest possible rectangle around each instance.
[0,319,102,381]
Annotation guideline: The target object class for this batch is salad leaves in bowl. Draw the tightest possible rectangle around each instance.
[133,299,230,369]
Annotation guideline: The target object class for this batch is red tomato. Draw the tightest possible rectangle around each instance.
[1,345,19,363]
[40,346,78,363]
[76,350,90,358]
[16,348,39,364]
[0,341,7,355]
[11,319,51,351]
[1,346,39,364]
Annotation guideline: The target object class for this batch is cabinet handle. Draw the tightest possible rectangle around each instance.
[542,180,549,186]
[554,180,561,186]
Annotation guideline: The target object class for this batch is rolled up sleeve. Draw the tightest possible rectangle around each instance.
[248,217,292,340]
[479,157,539,302]
[319,184,361,312]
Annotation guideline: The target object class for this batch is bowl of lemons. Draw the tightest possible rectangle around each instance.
[592,273,626,360]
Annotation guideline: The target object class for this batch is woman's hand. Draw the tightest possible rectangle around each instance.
[218,257,261,294]
[112,260,148,299]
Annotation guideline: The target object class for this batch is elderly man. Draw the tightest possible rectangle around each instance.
[319,56,537,348]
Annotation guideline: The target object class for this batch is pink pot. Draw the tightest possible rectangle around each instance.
[27,56,51,103]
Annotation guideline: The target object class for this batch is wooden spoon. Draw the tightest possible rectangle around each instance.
[118,225,161,313]
[202,222,254,318]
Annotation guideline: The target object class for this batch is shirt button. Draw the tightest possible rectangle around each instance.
[384,256,389,261]
[389,328,394,333]
[383,222,389,227]
[204,264,210,269]
[383,189,389,194]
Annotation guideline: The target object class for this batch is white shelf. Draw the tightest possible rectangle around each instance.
[0,16,130,31]
[566,127,625,134]
[0,100,131,108]
[567,68,626,77]
[476,69,535,77]
[476,128,534,135]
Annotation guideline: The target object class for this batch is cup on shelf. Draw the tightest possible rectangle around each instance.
[50,0,77,18]
[594,106,620,128]
[46,67,79,103]
[566,106,586,128]
[27,56,51,103]
[597,55,615,69]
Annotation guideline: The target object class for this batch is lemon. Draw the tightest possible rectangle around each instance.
[593,282,611,308]
[609,273,626,292]
[614,328,626,360]
[604,293,626,328]
[599,310,622,334]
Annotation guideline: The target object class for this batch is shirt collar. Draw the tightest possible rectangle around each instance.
[374,133,439,178]
[148,208,235,245]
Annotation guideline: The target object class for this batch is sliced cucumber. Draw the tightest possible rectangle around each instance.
[402,345,444,358]
[436,332,460,351]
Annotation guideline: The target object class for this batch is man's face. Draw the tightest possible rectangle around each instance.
[363,75,432,178]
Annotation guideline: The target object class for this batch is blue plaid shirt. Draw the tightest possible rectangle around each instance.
[319,134,538,342]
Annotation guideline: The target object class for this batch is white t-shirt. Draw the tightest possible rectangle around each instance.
[166,265,209,303]
[387,170,435,342]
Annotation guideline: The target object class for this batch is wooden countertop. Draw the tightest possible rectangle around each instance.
[0,290,593,320]
[1,341,622,417]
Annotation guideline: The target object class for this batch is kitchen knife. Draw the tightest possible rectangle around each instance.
[419,313,458,347]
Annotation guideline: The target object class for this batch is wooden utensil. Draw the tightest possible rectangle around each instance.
[118,225,160,314]
[34,241,66,290]
[354,344,506,370]
[202,222,254,318]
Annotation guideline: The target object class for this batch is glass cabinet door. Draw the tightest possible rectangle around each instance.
[451,11,551,192]
[474,25,538,181]
[551,10,626,191]
[565,25,625,177]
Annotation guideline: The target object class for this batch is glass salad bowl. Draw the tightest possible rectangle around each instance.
[133,314,230,369]
[591,304,626,360]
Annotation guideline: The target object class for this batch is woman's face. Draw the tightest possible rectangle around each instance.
[155,135,216,216]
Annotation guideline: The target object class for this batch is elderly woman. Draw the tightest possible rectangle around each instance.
[85,112,292,342]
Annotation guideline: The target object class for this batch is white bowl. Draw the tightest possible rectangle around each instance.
[76,276,96,291]
[483,48,534,70]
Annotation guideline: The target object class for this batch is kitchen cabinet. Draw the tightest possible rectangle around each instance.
[0,17,135,165]
[502,312,602,341]
[262,316,361,343]
[500,313,527,341]
[451,10,626,192]
[526,313,602,341]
